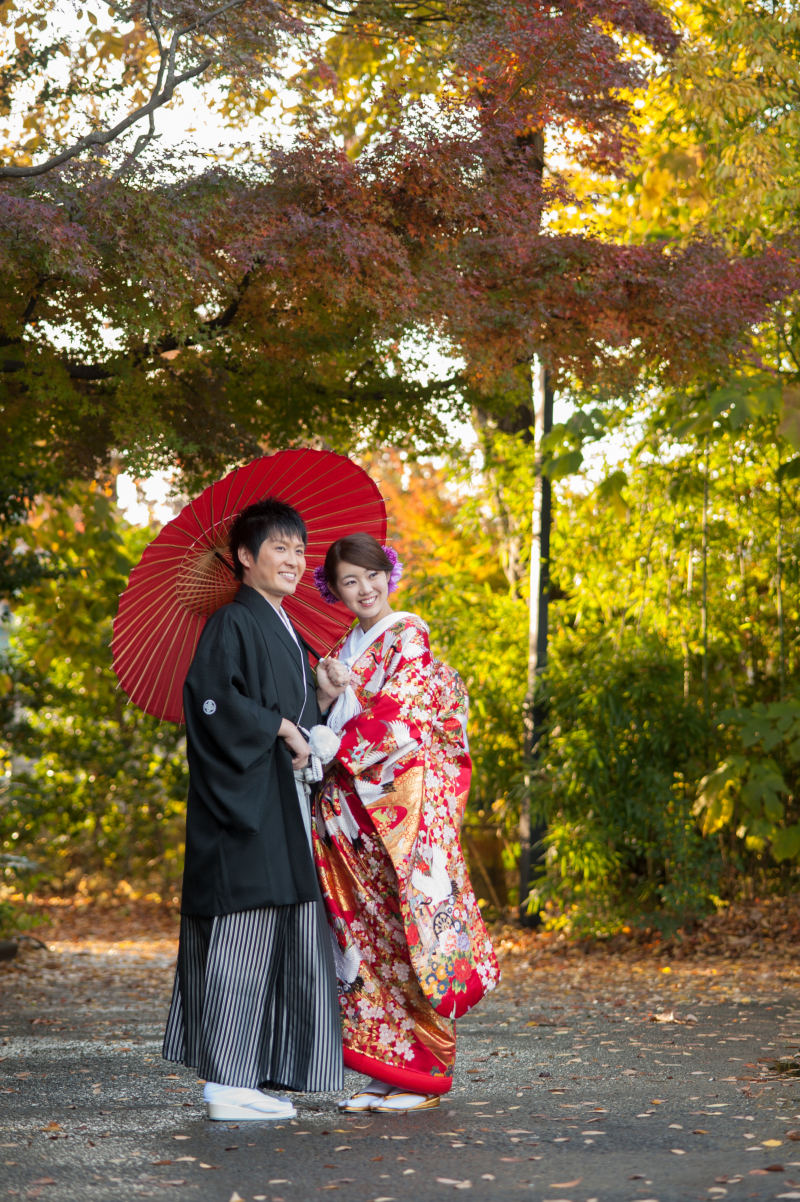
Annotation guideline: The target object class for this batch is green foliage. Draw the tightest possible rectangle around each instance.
[696,701,800,863]
[527,634,719,932]
[0,485,188,891]
[384,402,800,930]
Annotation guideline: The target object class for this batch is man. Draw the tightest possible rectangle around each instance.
[162,496,345,1121]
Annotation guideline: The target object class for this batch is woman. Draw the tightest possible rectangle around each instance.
[310,533,499,1114]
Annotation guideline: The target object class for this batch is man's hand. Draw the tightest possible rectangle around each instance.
[316,657,351,712]
[278,719,310,769]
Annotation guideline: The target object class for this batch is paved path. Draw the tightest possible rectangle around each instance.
[2,939,800,1202]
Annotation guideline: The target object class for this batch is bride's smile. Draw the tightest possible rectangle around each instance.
[334,563,393,631]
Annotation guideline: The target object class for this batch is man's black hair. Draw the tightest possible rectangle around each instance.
[228,496,307,581]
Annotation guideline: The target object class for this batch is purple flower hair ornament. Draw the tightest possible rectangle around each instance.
[313,565,339,605]
[312,546,404,605]
[384,545,404,592]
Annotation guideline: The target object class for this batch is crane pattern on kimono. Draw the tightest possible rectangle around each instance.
[316,614,499,1019]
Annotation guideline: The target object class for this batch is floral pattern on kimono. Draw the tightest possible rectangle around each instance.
[313,614,499,1092]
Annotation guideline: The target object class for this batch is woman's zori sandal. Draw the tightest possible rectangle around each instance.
[338,1079,440,1114]
[369,1089,440,1114]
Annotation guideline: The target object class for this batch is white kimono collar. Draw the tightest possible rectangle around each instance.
[327,611,418,735]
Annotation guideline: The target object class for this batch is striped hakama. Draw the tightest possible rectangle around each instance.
[162,900,343,1092]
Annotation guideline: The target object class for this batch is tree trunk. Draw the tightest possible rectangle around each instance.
[519,360,553,924]
[702,438,709,716]
[777,455,785,697]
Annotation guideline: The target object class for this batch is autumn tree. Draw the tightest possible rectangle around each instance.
[4,1,800,921]
[2,0,791,486]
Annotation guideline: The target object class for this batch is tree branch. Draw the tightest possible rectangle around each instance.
[0,266,256,378]
[0,279,49,347]
[0,0,252,179]
[110,112,159,183]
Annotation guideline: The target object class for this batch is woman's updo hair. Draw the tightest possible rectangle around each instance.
[323,533,393,595]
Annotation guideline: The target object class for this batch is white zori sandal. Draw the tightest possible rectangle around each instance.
[369,1088,441,1114]
[338,1077,392,1112]
[203,1082,296,1121]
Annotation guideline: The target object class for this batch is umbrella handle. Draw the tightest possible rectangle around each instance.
[215,551,236,575]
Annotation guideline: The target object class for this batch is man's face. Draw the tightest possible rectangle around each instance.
[237,532,306,606]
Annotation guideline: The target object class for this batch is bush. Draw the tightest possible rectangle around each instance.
[0,485,188,893]
[525,633,722,933]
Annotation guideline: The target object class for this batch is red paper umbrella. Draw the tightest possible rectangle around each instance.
[112,449,386,723]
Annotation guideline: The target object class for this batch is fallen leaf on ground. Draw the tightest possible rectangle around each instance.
[548,1180,582,1189]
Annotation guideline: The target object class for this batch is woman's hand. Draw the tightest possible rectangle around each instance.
[278,719,310,769]
[316,657,351,712]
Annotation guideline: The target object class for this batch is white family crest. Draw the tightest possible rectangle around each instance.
[203,699,217,715]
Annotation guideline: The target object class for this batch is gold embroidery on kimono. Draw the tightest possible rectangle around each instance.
[313,614,499,1094]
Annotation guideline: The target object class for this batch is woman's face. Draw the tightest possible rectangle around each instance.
[334,560,392,626]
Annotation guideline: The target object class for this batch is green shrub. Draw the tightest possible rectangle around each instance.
[0,485,188,892]
[525,633,721,933]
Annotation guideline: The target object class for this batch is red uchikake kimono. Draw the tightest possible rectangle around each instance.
[313,613,499,1096]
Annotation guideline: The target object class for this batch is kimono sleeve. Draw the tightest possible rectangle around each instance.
[336,622,431,778]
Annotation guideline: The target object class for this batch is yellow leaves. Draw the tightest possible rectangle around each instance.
[594,471,628,522]
[693,758,745,835]
[777,387,800,452]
